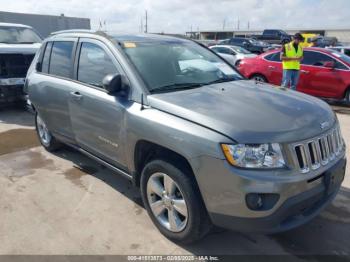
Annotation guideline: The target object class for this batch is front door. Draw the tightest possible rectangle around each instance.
[68,38,129,169]
[299,51,345,98]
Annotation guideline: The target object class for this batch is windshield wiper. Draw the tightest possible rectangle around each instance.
[17,42,36,44]
[150,83,203,94]
[203,78,237,86]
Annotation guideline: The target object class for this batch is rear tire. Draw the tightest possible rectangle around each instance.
[35,112,62,152]
[345,88,350,105]
[250,74,267,83]
[140,159,211,244]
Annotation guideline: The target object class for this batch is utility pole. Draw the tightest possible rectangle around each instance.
[248,21,250,30]
[140,17,143,33]
[237,18,240,30]
[145,10,148,33]
[223,18,226,30]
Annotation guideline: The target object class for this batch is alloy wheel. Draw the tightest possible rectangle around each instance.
[146,172,188,232]
[36,115,51,146]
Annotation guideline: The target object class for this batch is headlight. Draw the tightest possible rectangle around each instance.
[221,143,285,168]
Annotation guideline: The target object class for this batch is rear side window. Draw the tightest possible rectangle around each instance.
[49,41,74,78]
[265,52,281,62]
[41,42,52,73]
[77,42,118,87]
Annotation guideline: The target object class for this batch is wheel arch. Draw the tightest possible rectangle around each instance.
[133,140,196,188]
[249,73,268,83]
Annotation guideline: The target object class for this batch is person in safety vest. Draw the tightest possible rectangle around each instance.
[280,33,304,90]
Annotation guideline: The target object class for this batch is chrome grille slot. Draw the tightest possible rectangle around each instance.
[308,141,320,169]
[295,145,310,173]
[327,134,335,160]
[292,125,343,174]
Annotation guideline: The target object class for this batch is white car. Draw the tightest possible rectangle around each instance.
[209,45,257,66]
[0,23,42,107]
[327,46,350,57]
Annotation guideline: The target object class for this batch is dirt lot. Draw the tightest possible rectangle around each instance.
[0,105,349,256]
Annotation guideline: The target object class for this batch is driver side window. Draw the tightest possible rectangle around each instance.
[77,42,118,88]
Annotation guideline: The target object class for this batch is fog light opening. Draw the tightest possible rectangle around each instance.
[245,193,280,211]
[246,193,263,210]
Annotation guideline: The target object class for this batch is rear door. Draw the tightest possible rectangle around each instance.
[263,52,283,85]
[299,51,347,98]
[68,38,129,169]
[34,39,77,139]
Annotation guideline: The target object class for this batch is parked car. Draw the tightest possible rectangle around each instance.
[0,23,42,107]
[328,46,350,57]
[237,47,350,104]
[252,29,292,45]
[209,45,257,66]
[311,36,338,48]
[27,31,346,243]
[220,37,270,54]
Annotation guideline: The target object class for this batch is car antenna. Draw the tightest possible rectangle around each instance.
[141,93,145,110]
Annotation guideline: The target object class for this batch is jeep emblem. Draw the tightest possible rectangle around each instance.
[320,121,330,129]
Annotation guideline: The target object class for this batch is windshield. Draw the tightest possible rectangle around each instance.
[121,40,243,93]
[232,46,251,54]
[0,27,42,44]
[331,51,350,64]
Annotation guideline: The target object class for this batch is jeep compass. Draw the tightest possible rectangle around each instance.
[26,30,347,243]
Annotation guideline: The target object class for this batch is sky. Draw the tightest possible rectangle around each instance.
[0,0,349,33]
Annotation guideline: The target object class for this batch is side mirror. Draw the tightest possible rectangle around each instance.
[102,73,128,95]
[324,61,335,69]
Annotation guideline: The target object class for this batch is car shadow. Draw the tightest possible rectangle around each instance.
[52,146,144,206]
[52,147,350,256]
[177,187,350,255]
[0,107,34,127]
[328,101,350,115]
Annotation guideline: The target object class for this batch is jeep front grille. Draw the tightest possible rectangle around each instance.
[293,126,344,173]
[0,54,35,78]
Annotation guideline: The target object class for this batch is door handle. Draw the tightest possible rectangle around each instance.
[70,91,83,101]
[268,66,275,70]
[300,70,309,74]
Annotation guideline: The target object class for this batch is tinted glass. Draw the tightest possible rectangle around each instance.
[265,52,281,62]
[122,40,242,93]
[230,38,243,44]
[0,26,42,44]
[49,41,74,78]
[330,51,350,68]
[78,42,118,87]
[41,42,52,73]
[214,47,233,55]
[302,51,348,70]
[231,46,251,54]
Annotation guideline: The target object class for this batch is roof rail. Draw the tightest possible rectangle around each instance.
[50,29,96,35]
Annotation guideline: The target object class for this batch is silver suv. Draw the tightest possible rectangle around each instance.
[26,30,347,243]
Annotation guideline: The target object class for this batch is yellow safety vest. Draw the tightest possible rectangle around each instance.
[282,42,303,70]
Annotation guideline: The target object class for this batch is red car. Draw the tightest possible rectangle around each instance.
[237,47,350,104]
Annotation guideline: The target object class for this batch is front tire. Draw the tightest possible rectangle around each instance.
[35,113,62,151]
[140,159,211,244]
[250,74,267,83]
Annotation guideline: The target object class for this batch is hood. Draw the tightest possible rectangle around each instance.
[0,43,41,54]
[147,80,335,144]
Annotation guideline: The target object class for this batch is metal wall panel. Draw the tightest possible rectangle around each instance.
[0,11,90,37]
